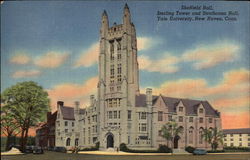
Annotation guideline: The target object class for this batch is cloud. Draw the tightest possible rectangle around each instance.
[138,54,180,73]
[10,54,30,65]
[12,70,41,78]
[74,43,99,68]
[182,42,240,70]
[34,51,69,68]
[47,76,98,112]
[137,37,159,51]
[146,68,249,129]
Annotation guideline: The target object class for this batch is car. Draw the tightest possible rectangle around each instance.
[193,149,207,155]
[33,146,44,154]
[25,145,35,153]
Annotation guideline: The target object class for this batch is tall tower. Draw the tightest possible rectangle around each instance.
[97,4,139,149]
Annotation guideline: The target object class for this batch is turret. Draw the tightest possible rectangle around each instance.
[123,3,131,31]
[101,10,109,38]
[74,101,80,113]
[146,88,152,106]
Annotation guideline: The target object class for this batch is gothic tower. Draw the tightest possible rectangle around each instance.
[97,4,139,149]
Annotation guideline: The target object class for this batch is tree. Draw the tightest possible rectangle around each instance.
[202,127,223,151]
[1,81,50,152]
[1,107,20,150]
[161,121,183,151]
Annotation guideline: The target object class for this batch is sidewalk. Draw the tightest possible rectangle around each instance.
[1,148,24,156]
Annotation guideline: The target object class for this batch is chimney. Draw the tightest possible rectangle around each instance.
[47,112,52,122]
[146,88,152,106]
[57,101,64,109]
[74,101,80,113]
[90,95,95,106]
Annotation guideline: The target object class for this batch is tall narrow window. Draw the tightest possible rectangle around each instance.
[140,112,147,119]
[158,111,163,121]
[110,65,114,83]
[128,110,132,120]
[110,41,114,61]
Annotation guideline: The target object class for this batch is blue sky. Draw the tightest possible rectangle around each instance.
[1,1,249,128]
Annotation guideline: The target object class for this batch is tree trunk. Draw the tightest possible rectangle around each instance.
[20,128,25,152]
[5,135,11,151]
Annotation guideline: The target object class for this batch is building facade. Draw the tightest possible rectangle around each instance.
[36,112,57,148]
[223,128,250,148]
[54,4,221,150]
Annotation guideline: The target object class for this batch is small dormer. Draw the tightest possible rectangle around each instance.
[197,103,205,116]
[176,101,185,115]
[153,95,167,111]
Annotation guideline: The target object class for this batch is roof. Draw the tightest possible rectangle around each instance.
[135,94,219,116]
[223,128,250,134]
[60,106,85,120]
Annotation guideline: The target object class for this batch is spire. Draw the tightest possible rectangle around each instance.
[123,3,131,26]
[101,10,109,38]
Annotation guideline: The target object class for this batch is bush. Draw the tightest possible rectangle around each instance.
[224,147,250,152]
[207,150,225,153]
[185,146,196,153]
[95,142,100,150]
[158,145,172,153]
[120,143,129,152]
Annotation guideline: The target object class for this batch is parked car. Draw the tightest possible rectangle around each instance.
[33,146,44,154]
[193,149,207,155]
[25,145,35,153]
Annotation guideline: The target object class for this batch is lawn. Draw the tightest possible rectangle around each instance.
[1,151,250,160]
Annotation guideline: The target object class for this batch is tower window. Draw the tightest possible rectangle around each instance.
[158,111,163,121]
[117,86,121,91]
[128,110,132,120]
[110,41,114,61]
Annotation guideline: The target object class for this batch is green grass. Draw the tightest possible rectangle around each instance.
[1,151,250,160]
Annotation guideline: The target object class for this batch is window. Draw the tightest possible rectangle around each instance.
[199,108,204,114]
[230,138,233,141]
[158,130,162,136]
[158,111,163,121]
[168,115,172,121]
[141,123,147,132]
[239,134,242,137]
[128,110,132,120]
[248,138,250,141]
[248,143,250,147]
[230,134,233,137]
[199,128,203,144]
[110,65,114,83]
[239,143,242,146]
[108,99,112,107]
[66,138,71,146]
[117,64,122,74]
[118,99,121,107]
[110,42,114,60]
[117,86,121,91]
[75,139,79,146]
[179,116,183,122]
[117,74,122,82]
[72,122,74,127]
[114,111,117,119]
[239,138,242,141]
[65,129,68,133]
[65,121,68,126]
[189,117,193,122]
[230,143,233,147]
[179,106,183,112]
[118,111,121,119]
[109,111,112,119]
[117,39,121,51]
[128,136,130,144]
[140,112,147,119]
[199,117,204,123]
[224,138,227,141]
[189,127,194,144]
[113,99,117,107]
[209,118,213,123]
[110,86,114,92]
[128,123,131,129]
[88,117,90,124]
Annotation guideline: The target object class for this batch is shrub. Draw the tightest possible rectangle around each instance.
[158,145,172,153]
[207,150,225,153]
[185,146,195,153]
[224,147,250,152]
[95,142,100,150]
[120,143,129,152]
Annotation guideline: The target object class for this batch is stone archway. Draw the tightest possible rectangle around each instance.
[107,134,114,148]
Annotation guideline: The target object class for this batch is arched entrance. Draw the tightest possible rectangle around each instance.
[174,136,180,149]
[107,134,114,148]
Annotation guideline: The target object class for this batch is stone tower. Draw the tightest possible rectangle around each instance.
[97,4,139,149]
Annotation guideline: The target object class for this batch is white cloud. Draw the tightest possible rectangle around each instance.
[34,51,69,68]
[74,43,99,68]
[12,70,41,78]
[182,41,240,70]
[10,53,30,65]
[138,54,180,73]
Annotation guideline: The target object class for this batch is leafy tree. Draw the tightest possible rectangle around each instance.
[1,81,50,152]
[161,121,183,151]
[202,127,223,151]
[1,107,20,150]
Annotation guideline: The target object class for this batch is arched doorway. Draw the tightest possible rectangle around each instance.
[107,134,114,148]
[174,135,180,149]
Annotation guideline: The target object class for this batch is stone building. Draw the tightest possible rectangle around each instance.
[223,128,250,147]
[54,4,221,150]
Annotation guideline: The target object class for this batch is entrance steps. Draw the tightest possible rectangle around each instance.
[173,149,189,154]
[106,148,116,152]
